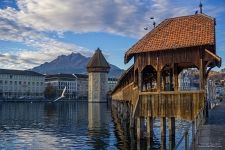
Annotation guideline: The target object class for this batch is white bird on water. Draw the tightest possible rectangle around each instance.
[54,86,66,102]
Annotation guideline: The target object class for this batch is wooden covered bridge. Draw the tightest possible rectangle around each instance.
[111,14,221,149]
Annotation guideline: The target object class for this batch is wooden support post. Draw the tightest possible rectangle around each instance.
[162,75,166,91]
[130,106,134,128]
[157,71,161,92]
[160,117,166,137]
[160,117,166,150]
[184,131,189,150]
[173,63,178,92]
[199,58,204,90]
[147,117,153,149]
[192,121,196,146]
[147,117,154,139]
[168,117,175,150]
[136,117,141,140]
[138,71,142,91]
[137,138,141,150]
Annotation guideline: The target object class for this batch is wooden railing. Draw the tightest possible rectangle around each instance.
[137,91,205,120]
[112,82,139,105]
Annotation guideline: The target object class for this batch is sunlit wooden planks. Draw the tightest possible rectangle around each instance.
[137,91,204,121]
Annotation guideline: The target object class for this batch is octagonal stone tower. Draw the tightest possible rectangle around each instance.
[87,48,110,102]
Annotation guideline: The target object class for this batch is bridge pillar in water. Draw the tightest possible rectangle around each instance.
[160,117,166,150]
[147,117,154,139]
[136,117,141,140]
[169,117,175,150]
[147,117,154,149]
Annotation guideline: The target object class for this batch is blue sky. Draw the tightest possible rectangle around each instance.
[0,0,224,70]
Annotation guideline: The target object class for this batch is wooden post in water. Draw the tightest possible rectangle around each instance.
[168,117,175,150]
[160,117,166,150]
[147,117,154,149]
[199,57,208,118]
[192,120,196,144]
[136,117,141,140]
[147,117,154,138]
[130,105,134,128]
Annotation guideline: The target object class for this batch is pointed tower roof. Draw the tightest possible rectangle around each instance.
[87,48,110,73]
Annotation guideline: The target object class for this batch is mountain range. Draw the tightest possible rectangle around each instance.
[31,53,124,77]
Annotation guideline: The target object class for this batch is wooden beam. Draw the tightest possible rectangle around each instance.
[199,58,204,90]
[169,117,176,150]
[205,49,221,62]
[138,71,142,91]
[160,117,166,150]
[205,49,221,67]
[173,63,178,92]
[136,117,141,140]
[157,56,161,92]
[157,71,161,92]
[147,117,154,139]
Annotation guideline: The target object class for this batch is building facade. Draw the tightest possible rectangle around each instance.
[46,73,117,101]
[178,70,191,90]
[178,69,200,91]
[75,74,88,99]
[45,74,88,100]
[108,77,118,92]
[0,69,45,99]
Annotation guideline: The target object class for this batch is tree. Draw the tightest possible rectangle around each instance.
[44,83,57,99]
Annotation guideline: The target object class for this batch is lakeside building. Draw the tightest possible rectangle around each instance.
[45,74,88,100]
[178,70,191,90]
[178,69,200,91]
[45,73,118,100]
[0,69,45,99]
[108,77,118,92]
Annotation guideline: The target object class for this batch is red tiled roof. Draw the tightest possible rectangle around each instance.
[87,48,110,72]
[125,14,215,63]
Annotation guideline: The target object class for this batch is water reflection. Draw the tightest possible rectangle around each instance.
[88,103,112,149]
[0,102,117,149]
[0,102,191,149]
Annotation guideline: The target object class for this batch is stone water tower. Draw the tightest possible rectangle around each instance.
[87,48,110,102]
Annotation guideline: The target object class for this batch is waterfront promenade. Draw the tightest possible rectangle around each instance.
[195,100,225,149]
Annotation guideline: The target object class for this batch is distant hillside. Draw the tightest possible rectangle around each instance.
[31,53,124,78]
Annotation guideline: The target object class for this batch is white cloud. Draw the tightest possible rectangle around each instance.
[0,0,224,70]
[0,7,93,70]
[8,0,223,37]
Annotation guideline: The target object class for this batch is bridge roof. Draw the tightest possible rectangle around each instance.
[125,14,215,63]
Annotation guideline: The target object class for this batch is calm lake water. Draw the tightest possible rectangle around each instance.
[0,102,190,149]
